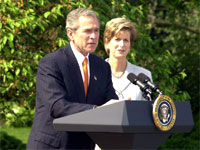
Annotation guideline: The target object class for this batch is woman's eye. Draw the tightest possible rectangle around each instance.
[85,30,91,33]
[124,39,129,42]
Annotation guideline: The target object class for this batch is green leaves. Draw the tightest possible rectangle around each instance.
[0,1,198,149]
[0,0,198,131]
[44,11,51,18]
[0,0,69,127]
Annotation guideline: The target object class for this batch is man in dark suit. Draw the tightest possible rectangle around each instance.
[27,8,119,149]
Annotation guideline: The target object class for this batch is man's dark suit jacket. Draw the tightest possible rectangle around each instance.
[27,44,118,149]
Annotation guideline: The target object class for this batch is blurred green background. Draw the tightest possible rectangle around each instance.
[0,0,199,149]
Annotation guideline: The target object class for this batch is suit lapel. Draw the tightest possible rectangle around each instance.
[63,45,85,102]
[87,55,99,102]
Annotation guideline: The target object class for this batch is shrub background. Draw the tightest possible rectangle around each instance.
[0,0,199,149]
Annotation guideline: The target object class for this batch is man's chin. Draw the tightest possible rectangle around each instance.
[87,48,96,53]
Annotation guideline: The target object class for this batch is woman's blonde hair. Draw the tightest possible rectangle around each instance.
[104,17,137,54]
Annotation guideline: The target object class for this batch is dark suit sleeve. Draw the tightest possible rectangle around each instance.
[36,54,94,119]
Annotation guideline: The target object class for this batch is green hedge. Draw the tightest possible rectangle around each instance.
[0,3,199,150]
[0,131,26,150]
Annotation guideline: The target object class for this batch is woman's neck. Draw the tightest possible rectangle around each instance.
[108,57,127,78]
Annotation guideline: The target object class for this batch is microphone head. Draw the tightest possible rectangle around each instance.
[138,73,150,82]
[127,73,137,84]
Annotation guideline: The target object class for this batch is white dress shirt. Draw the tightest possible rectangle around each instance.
[70,42,90,84]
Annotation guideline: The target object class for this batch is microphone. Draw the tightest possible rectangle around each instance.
[127,73,153,100]
[137,73,163,95]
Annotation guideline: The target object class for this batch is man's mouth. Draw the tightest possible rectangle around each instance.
[118,49,125,52]
[88,43,96,45]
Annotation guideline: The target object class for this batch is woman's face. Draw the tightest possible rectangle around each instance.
[106,30,131,59]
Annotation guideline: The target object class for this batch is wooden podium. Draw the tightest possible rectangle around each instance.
[53,101,194,149]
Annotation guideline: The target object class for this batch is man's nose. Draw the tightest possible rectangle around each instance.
[90,31,98,38]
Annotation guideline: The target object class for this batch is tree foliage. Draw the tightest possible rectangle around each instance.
[0,0,199,149]
[0,0,199,148]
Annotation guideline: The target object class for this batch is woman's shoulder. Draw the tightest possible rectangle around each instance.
[127,61,152,80]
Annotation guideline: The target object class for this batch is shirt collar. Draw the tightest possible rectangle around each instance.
[70,42,89,67]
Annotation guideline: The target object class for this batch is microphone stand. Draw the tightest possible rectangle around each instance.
[143,92,153,101]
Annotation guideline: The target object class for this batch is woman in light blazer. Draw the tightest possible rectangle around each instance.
[95,17,153,150]
[104,17,152,101]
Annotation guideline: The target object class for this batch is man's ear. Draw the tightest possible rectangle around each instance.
[67,28,74,41]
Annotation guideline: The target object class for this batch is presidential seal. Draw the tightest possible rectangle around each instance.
[152,95,176,131]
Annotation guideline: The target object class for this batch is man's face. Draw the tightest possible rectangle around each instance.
[69,16,100,56]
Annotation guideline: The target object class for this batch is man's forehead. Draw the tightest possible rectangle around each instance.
[76,17,99,30]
